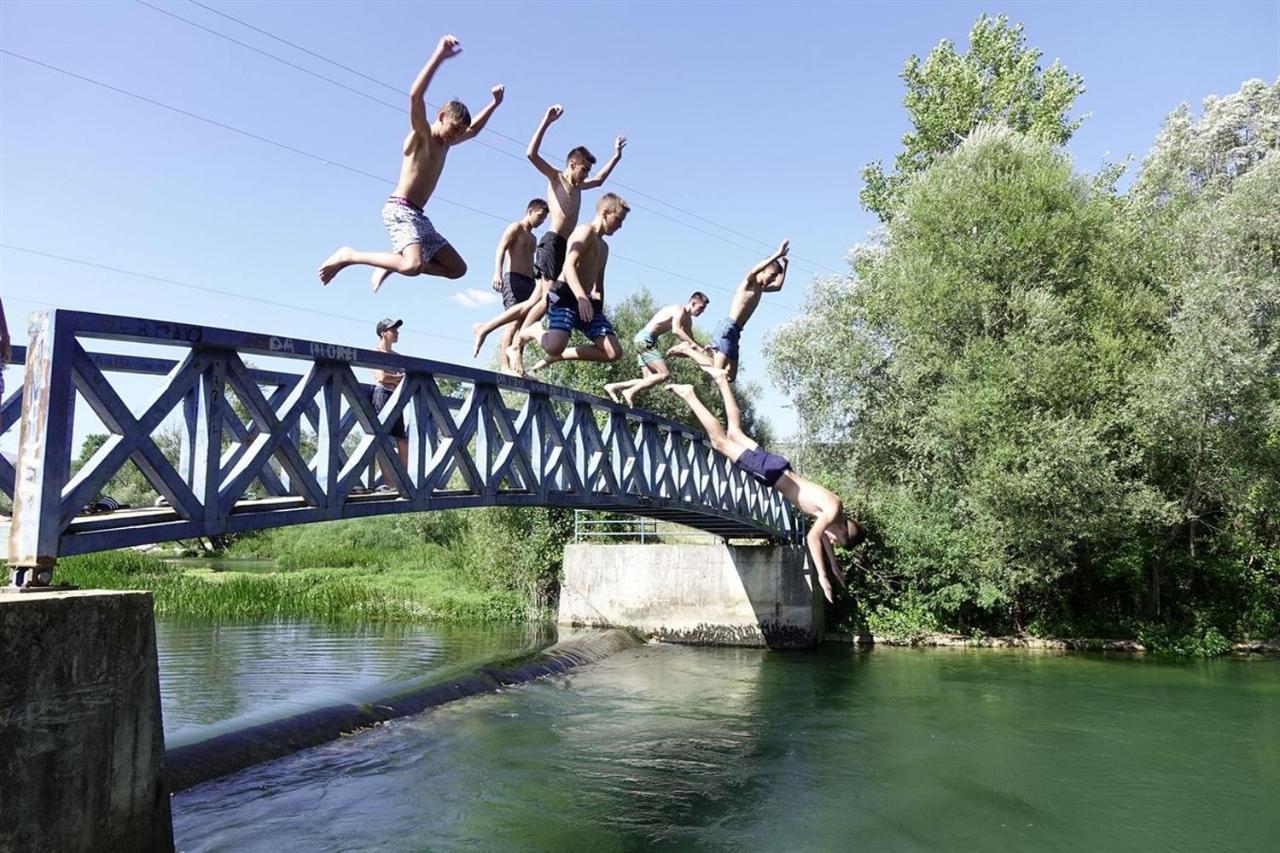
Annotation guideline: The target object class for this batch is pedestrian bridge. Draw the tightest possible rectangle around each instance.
[3,310,801,586]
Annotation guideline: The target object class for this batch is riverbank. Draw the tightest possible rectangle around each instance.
[823,632,1280,657]
[56,550,532,622]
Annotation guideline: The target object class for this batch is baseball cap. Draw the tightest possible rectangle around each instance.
[376,318,403,335]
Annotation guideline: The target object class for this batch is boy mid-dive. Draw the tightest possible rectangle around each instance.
[603,292,714,408]
[667,372,865,603]
[318,34,503,291]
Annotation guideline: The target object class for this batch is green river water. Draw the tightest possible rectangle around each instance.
[160,620,1278,851]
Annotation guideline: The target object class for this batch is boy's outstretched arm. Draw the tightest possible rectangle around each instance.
[670,307,703,349]
[746,238,790,282]
[459,85,504,142]
[527,105,563,178]
[806,503,841,602]
[492,223,518,291]
[410,35,462,134]
[581,136,627,189]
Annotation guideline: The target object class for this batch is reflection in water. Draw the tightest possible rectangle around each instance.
[157,619,553,744]
[173,644,1280,852]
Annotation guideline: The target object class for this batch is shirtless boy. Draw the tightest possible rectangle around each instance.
[667,373,865,603]
[684,240,790,382]
[470,199,550,371]
[526,193,630,374]
[603,292,713,408]
[318,35,503,291]
[506,105,625,374]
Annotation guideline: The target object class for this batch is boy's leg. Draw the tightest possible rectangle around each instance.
[665,384,744,460]
[506,285,552,374]
[473,299,534,358]
[319,243,423,286]
[620,360,669,408]
[711,373,758,450]
[419,244,467,280]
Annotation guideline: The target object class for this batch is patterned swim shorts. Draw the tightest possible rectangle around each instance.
[381,197,449,261]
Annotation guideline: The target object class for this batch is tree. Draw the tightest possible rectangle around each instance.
[861,14,1085,222]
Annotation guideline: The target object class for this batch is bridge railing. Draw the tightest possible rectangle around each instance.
[6,310,800,583]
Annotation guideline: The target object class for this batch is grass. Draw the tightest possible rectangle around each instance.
[57,547,534,623]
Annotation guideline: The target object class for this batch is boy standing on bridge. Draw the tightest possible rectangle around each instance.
[470,199,550,372]
[371,318,409,483]
[603,292,714,408]
[524,193,630,374]
[667,373,864,603]
[675,240,790,383]
[318,35,504,292]
[505,105,626,375]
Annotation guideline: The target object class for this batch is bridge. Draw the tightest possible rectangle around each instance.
[3,309,802,586]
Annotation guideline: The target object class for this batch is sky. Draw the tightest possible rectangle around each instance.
[1,0,1277,453]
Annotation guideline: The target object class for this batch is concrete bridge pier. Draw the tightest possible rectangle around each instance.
[558,543,823,649]
[0,589,174,852]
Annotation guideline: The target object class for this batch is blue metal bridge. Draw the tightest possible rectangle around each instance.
[3,310,801,586]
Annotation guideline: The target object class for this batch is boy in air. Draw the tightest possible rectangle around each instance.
[506,105,626,374]
[603,292,714,408]
[371,318,408,488]
[318,35,504,291]
[525,193,630,374]
[667,372,865,603]
[470,199,550,372]
[681,240,790,383]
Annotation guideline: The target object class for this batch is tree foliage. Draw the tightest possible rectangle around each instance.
[861,14,1085,222]
[771,80,1280,645]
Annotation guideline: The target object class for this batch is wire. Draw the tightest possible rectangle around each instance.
[0,48,808,312]
[175,0,844,276]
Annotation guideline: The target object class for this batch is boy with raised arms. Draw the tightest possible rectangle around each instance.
[694,240,790,382]
[506,105,626,374]
[319,35,504,291]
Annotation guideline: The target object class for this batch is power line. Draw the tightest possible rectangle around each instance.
[175,0,844,276]
[0,48,808,313]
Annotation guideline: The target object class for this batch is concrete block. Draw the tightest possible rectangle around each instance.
[558,543,822,648]
[0,589,173,852]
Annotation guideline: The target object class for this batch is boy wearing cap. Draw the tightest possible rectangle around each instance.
[372,318,409,477]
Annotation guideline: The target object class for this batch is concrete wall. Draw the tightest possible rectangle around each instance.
[558,543,822,649]
[0,590,173,852]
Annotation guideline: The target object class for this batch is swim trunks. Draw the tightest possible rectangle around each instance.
[709,317,742,363]
[546,294,615,341]
[634,329,664,368]
[381,196,448,261]
[501,272,536,310]
[533,231,568,281]
[371,384,407,441]
[733,447,792,488]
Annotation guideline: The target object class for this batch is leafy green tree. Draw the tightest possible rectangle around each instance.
[861,14,1085,222]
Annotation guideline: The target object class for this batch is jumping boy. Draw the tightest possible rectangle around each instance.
[667,373,865,603]
[318,35,504,292]
[603,292,714,408]
[525,193,630,374]
[505,105,625,374]
[681,240,790,382]
[470,199,550,371]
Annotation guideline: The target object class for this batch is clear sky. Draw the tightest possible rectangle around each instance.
[2,0,1277,447]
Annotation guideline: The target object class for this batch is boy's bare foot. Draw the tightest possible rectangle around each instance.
[621,387,640,409]
[699,364,729,380]
[499,364,526,378]
[528,358,551,374]
[604,383,624,404]
[666,383,695,399]
[472,323,489,358]
[666,342,693,358]
[371,268,393,293]
[318,247,353,285]
[505,342,525,375]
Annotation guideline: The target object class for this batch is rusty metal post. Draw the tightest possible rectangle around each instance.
[8,311,75,587]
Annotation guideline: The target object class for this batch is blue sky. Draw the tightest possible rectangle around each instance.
[2,0,1277,448]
